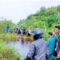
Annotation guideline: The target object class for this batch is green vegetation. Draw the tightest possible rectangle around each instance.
[0,33,33,42]
[0,6,60,40]
[0,20,14,34]
[0,33,18,41]
[0,41,20,60]
[0,5,60,60]
[17,6,60,40]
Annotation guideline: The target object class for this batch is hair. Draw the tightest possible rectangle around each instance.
[55,26,60,30]
[48,32,53,36]
[33,34,43,40]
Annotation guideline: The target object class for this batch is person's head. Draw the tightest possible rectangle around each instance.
[54,26,60,35]
[33,33,43,40]
[30,28,43,40]
[7,24,9,26]
[48,32,53,38]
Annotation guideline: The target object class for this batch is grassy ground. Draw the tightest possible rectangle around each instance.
[0,33,33,42]
[0,33,18,41]
[0,40,20,60]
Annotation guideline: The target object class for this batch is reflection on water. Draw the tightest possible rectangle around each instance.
[6,40,30,60]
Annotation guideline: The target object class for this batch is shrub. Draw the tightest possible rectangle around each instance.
[0,41,20,60]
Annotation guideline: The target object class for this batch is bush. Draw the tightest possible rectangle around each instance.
[0,33,18,41]
[0,41,20,60]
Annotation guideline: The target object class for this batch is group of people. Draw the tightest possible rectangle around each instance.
[6,24,26,34]
[25,26,60,60]
[6,24,60,60]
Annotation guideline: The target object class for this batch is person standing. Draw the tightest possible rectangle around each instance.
[55,26,60,60]
[6,24,10,33]
[47,32,56,60]
[25,28,47,60]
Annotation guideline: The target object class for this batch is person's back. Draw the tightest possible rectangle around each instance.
[32,39,47,60]
[25,28,47,60]
[18,29,21,34]
[47,32,56,60]
[47,37,55,55]
[26,39,47,60]
[6,24,10,33]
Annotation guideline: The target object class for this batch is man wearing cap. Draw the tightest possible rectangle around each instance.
[25,28,47,60]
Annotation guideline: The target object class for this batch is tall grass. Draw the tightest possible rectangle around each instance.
[0,41,20,60]
[0,33,18,41]
[0,33,33,42]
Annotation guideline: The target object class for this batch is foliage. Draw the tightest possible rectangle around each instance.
[0,20,14,33]
[17,6,60,40]
[0,6,60,40]
[0,41,20,60]
[0,33,18,41]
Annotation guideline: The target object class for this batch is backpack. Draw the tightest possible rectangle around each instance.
[18,29,21,34]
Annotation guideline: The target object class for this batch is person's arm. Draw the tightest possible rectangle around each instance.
[25,44,35,60]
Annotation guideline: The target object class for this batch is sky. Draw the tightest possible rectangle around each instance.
[0,0,60,24]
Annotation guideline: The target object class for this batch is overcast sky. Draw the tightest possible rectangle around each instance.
[0,0,60,24]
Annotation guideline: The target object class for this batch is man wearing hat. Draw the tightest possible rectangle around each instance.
[25,28,47,60]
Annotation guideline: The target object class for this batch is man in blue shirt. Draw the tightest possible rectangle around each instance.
[6,24,10,33]
[47,32,56,60]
